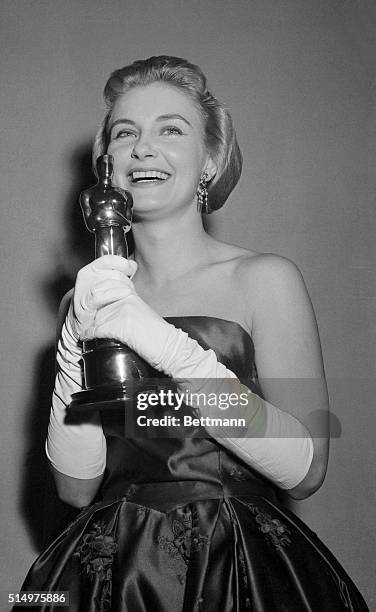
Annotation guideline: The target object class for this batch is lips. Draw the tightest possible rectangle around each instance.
[128,170,170,183]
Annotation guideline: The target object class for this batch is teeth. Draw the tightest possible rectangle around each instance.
[131,170,169,182]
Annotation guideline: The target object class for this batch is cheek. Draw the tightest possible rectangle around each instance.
[169,143,205,173]
[107,141,129,158]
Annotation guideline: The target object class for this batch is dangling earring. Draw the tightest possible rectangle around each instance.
[197,172,211,214]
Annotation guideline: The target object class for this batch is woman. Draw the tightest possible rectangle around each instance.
[20,56,367,611]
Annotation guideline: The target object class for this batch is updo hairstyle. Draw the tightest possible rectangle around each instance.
[93,56,242,211]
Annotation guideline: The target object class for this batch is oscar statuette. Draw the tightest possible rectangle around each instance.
[69,154,152,412]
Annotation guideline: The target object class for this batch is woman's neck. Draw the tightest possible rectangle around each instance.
[131,206,214,286]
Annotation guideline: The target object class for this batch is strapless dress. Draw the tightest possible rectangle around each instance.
[19,317,368,611]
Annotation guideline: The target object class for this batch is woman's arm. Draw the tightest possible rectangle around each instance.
[47,290,105,508]
[246,254,330,499]
[47,259,137,507]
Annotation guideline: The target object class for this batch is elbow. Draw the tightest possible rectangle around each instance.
[286,443,329,501]
[56,488,97,509]
[51,466,103,508]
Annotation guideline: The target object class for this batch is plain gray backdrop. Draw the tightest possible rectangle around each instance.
[1,0,375,608]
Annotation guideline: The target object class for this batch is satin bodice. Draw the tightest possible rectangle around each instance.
[99,316,277,507]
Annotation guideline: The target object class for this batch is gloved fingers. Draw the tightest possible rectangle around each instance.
[87,279,136,310]
[82,296,135,340]
[75,271,135,308]
[82,316,118,341]
[69,260,135,341]
[76,264,136,295]
[78,255,137,278]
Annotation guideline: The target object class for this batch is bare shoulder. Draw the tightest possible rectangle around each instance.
[227,250,316,339]
[234,251,309,303]
[209,239,302,285]
[207,239,311,318]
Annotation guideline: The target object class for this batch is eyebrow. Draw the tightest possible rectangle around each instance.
[109,113,192,133]
[156,114,192,126]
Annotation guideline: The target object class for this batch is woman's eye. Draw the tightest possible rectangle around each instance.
[162,126,183,136]
[113,129,136,140]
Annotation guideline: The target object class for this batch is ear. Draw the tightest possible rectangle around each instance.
[203,155,217,181]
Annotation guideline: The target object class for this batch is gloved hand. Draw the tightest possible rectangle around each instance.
[70,255,137,340]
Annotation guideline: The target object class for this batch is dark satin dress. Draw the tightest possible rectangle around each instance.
[20,317,368,611]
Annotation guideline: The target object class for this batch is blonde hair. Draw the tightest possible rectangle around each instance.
[93,56,242,211]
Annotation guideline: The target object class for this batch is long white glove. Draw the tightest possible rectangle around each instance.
[80,256,314,490]
[46,258,137,479]
[46,312,106,479]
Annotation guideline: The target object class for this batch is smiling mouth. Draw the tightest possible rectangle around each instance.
[129,170,170,184]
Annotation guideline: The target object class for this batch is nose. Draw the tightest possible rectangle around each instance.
[131,133,157,160]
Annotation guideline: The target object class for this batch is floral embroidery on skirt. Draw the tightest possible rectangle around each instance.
[74,520,118,611]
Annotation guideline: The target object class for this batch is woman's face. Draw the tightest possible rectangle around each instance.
[107,82,215,218]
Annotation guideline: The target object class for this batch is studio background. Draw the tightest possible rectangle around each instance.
[1,0,374,608]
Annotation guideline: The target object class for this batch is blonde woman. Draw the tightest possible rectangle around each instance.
[20,56,367,611]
